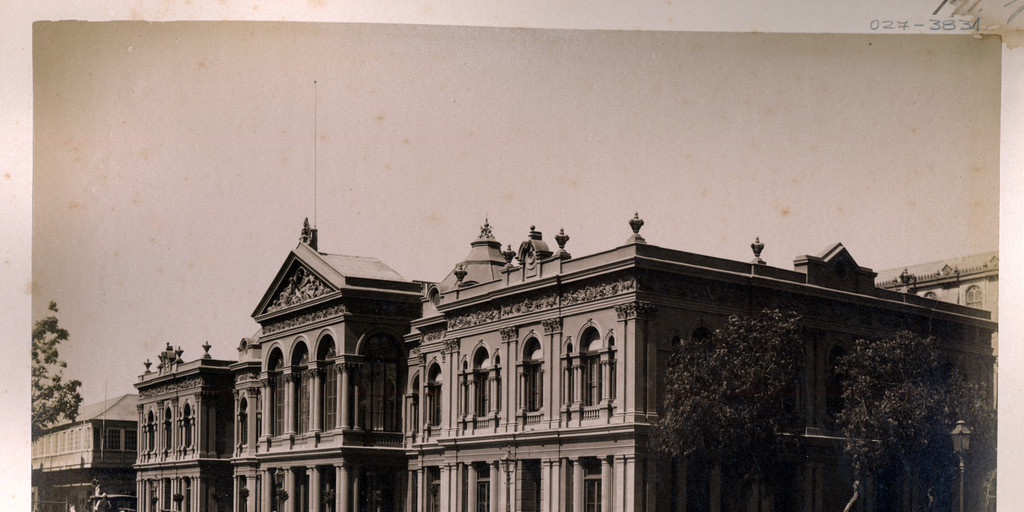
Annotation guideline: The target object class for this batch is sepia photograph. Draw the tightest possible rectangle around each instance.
[26,15,1006,512]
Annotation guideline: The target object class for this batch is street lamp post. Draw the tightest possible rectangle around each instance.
[950,419,973,512]
[501,446,516,512]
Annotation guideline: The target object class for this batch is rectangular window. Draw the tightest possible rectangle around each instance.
[125,429,137,451]
[298,373,310,433]
[520,460,542,512]
[427,467,441,512]
[476,482,490,512]
[583,459,602,512]
[105,428,122,451]
[474,373,489,417]
[526,364,543,412]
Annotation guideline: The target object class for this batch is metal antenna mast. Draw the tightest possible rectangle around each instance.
[314,80,318,227]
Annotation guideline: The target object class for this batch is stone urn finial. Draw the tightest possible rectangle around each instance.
[554,228,571,259]
[627,212,646,244]
[751,236,765,264]
[454,263,467,286]
[143,359,152,373]
[502,244,516,268]
[202,340,212,359]
[899,268,915,286]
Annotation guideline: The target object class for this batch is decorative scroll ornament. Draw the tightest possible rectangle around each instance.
[541,318,563,334]
[614,301,656,320]
[263,304,347,335]
[267,266,333,313]
[499,326,519,342]
[234,370,260,384]
[561,276,636,306]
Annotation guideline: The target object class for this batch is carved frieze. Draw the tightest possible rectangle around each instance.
[234,371,260,384]
[499,326,519,342]
[266,266,333,313]
[422,326,446,343]
[561,276,636,306]
[500,293,557,318]
[541,318,562,334]
[262,304,347,335]
[447,308,500,330]
[138,376,204,398]
[614,301,656,320]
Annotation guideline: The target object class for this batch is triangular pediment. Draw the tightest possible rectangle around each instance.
[253,245,344,318]
[817,242,860,270]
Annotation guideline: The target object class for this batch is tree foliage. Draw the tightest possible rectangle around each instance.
[652,309,803,499]
[32,301,83,440]
[835,330,994,507]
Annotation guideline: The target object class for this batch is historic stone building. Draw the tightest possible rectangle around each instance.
[136,217,995,512]
[32,394,139,512]
[135,342,236,512]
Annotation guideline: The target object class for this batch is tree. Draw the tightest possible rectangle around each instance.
[835,330,994,510]
[32,301,83,440]
[652,309,803,507]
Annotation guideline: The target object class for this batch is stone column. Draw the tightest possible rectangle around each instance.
[418,468,426,512]
[340,365,351,429]
[285,373,297,435]
[572,363,583,406]
[623,455,638,512]
[467,463,478,511]
[601,457,612,512]
[601,355,611,403]
[572,458,584,512]
[311,369,323,433]
[350,465,361,512]
[308,467,321,512]
[260,469,272,512]
[352,366,362,430]
[489,462,500,512]
[407,470,416,512]
[261,378,272,440]
[336,464,349,512]
[285,469,297,512]
[247,390,259,452]
[246,475,256,512]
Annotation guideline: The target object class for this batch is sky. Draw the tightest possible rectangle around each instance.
[31,23,1000,406]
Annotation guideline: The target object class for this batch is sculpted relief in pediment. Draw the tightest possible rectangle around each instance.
[266,265,333,313]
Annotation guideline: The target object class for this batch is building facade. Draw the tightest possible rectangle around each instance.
[135,343,236,512]
[137,217,995,512]
[32,394,139,512]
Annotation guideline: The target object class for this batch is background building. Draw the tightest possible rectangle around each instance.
[32,393,139,512]
[137,218,995,512]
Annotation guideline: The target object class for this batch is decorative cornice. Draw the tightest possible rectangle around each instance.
[541,318,563,334]
[499,326,519,342]
[263,304,346,335]
[614,301,656,320]
[138,376,204,398]
[561,276,636,306]
[266,266,333,313]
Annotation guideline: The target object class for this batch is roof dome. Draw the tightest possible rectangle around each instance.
[437,219,508,291]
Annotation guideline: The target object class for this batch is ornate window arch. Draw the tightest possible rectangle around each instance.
[237,397,248,447]
[267,348,286,436]
[181,402,193,448]
[146,410,156,452]
[317,334,338,430]
[163,407,172,451]
[291,342,310,434]
[580,327,602,406]
[426,363,443,427]
[472,347,491,417]
[965,285,983,308]
[523,337,543,412]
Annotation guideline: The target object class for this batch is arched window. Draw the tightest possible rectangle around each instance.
[318,336,337,430]
[966,285,983,308]
[581,328,602,406]
[359,334,402,431]
[182,403,193,448]
[826,346,846,420]
[146,411,155,451]
[268,349,286,436]
[473,348,490,417]
[163,408,172,451]
[238,398,248,447]
[523,338,543,412]
[427,364,442,427]
[494,355,502,412]
[292,343,310,434]
[564,342,574,406]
